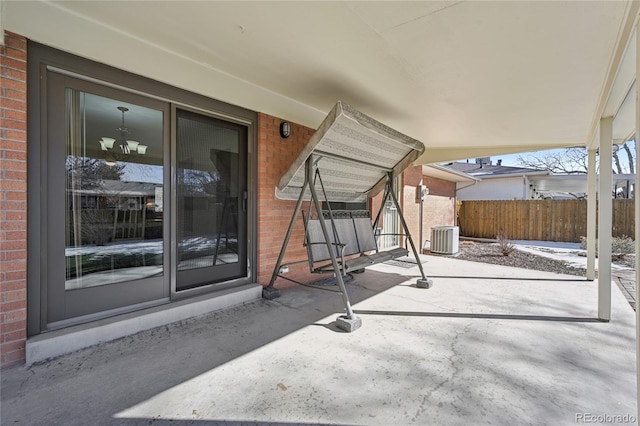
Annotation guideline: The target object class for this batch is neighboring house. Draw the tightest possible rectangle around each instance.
[444,159,549,200]
[396,165,476,251]
[447,159,636,200]
[528,173,636,199]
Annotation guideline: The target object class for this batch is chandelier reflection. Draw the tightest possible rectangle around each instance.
[99,106,147,166]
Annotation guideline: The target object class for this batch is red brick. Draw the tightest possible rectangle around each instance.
[0,201,27,211]
[3,108,26,121]
[4,33,27,51]
[0,99,26,111]
[2,67,26,82]
[0,76,26,91]
[0,56,26,75]
[0,280,26,292]
[0,160,27,171]
[3,251,26,261]
[0,180,26,191]
[0,319,26,334]
[0,338,25,353]
[2,329,26,343]
[3,88,26,102]
[0,118,27,132]
[3,46,27,63]
[0,300,27,315]
[2,174,27,188]
[2,145,26,158]
[2,347,26,369]
[0,241,26,251]
[2,289,26,302]
[4,271,26,281]
[0,220,27,231]
[3,309,26,322]
[4,192,27,201]
[4,211,26,221]
[0,140,26,151]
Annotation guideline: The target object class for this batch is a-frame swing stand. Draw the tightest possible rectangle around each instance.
[262,155,433,332]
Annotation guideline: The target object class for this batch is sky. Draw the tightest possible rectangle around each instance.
[478,142,636,173]
[459,148,567,167]
[493,151,535,167]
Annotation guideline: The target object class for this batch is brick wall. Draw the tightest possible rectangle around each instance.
[402,166,423,247]
[422,175,456,247]
[423,175,456,198]
[0,32,28,369]
[401,166,457,251]
[256,113,316,287]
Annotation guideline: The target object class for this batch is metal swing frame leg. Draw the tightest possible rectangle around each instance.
[374,173,433,289]
[306,160,361,332]
[262,180,307,300]
[263,157,362,331]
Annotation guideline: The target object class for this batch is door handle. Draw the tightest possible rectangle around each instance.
[242,190,248,212]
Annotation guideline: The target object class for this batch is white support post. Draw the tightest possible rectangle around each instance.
[598,116,613,321]
[635,20,640,415]
[586,149,597,281]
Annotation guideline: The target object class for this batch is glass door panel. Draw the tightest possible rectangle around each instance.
[175,109,247,291]
[65,92,164,289]
[47,73,169,326]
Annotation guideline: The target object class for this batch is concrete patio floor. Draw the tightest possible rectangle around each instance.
[1,255,637,425]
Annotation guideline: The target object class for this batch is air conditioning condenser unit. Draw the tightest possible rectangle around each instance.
[430,226,459,255]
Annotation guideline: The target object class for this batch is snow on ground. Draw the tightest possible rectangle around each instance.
[512,240,634,272]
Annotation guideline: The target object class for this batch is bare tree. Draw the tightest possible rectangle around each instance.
[613,150,623,174]
[518,144,636,175]
[517,148,589,174]
[66,157,125,188]
[623,141,635,174]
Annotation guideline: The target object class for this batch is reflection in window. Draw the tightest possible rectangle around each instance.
[65,90,164,290]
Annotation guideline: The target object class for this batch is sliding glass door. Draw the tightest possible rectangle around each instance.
[40,66,252,331]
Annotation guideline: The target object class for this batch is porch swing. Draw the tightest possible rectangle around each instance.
[262,101,433,332]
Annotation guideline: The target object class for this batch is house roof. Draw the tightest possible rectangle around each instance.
[443,162,549,178]
[422,164,478,183]
[4,2,638,162]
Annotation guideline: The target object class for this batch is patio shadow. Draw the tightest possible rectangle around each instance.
[353,309,600,322]
[428,274,586,282]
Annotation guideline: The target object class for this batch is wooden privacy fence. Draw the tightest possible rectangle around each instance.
[457,199,635,243]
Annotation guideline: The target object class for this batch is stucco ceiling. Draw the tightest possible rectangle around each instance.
[5,1,639,163]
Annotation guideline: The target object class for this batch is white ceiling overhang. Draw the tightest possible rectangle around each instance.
[4,1,639,163]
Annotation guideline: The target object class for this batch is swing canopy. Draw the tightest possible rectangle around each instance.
[275,102,425,203]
